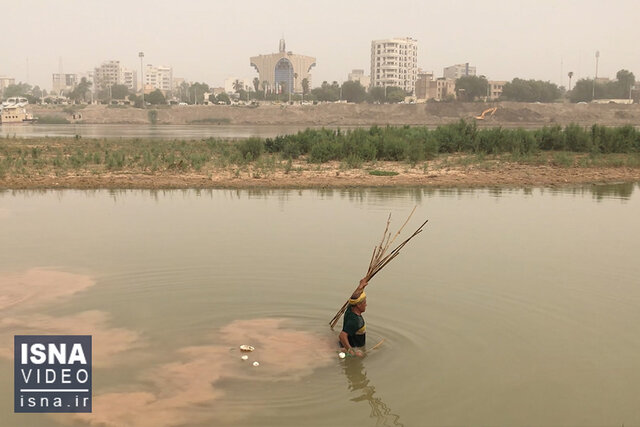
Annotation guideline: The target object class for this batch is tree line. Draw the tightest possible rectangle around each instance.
[455,69,635,103]
[2,69,636,106]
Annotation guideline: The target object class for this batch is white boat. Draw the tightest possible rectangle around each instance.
[1,96,29,108]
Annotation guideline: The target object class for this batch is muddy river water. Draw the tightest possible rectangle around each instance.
[1,185,640,426]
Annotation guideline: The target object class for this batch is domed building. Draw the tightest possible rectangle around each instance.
[250,39,316,95]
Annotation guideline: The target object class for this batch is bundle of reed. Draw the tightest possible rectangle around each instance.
[329,208,428,329]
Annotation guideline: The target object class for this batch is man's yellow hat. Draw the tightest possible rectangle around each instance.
[348,291,366,305]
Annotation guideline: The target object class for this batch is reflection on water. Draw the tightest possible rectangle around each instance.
[3,182,637,203]
[0,123,363,139]
[344,358,404,427]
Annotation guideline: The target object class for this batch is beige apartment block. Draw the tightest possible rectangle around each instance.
[0,76,16,93]
[488,80,506,100]
[145,64,173,93]
[415,72,455,101]
[52,73,78,95]
[443,63,476,80]
[433,78,456,100]
[121,69,137,92]
[93,60,137,92]
[348,69,371,89]
[370,37,418,94]
[250,39,316,94]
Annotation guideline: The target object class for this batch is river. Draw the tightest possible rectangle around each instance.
[0,124,363,139]
[1,185,640,426]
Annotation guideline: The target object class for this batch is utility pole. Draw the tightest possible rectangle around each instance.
[139,52,145,108]
[592,50,599,100]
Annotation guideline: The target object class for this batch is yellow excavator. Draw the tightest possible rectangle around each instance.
[474,107,497,120]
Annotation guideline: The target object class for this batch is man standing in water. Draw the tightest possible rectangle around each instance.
[339,278,368,357]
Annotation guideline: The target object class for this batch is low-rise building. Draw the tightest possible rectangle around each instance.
[348,69,371,89]
[415,73,455,101]
[52,73,78,95]
[488,80,506,100]
[0,76,16,94]
[443,63,476,80]
[415,71,434,100]
[434,78,456,100]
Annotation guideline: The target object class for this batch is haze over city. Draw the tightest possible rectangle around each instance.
[2,0,639,91]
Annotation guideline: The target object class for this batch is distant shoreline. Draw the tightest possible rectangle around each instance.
[28,101,640,127]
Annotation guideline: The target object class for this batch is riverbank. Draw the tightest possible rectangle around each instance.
[2,153,639,189]
[29,101,640,127]
[2,129,640,189]
[2,163,640,189]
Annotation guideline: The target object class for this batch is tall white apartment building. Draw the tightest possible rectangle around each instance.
[93,60,137,92]
[443,63,476,80]
[370,37,418,94]
[145,64,173,93]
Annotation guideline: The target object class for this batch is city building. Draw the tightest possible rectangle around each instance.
[414,71,434,100]
[370,37,418,94]
[52,73,78,95]
[250,39,316,94]
[414,71,455,101]
[443,63,476,80]
[0,76,15,93]
[93,60,137,92]
[121,69,138,92]
[434,78,456,100]
[347,69,371,89]
[145,64,173,93]
[488,80,506,100]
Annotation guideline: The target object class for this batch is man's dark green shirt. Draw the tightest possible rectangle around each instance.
[342,306,366,347]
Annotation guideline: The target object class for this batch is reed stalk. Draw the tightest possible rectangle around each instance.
[329,209,428,329]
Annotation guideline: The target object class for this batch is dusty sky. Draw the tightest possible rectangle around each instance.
[2,0,638,90]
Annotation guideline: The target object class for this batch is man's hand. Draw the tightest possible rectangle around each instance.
[347,348,364,358]
[359,277,369,289]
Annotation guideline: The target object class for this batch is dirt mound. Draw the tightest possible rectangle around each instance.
[30,102,640,127]
[494,107,545,122]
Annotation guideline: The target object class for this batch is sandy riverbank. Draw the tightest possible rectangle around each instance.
[3,158,640,190]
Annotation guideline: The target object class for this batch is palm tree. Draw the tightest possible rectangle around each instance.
[233,79,243,93]
[301,78,309,101]
[253,77,260,93]
[568,71,574,91]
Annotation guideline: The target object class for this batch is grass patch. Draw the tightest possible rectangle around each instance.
[36,116,70,124]
[368,169,399,176]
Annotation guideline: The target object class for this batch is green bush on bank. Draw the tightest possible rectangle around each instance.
[261,121,640,162]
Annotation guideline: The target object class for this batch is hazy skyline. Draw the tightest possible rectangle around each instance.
[3,0,639,91]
